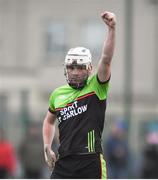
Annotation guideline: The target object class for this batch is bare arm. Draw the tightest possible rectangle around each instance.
[42,111,57,168]
[97,11,116,82]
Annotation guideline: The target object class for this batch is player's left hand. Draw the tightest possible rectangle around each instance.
[101,11,116,29]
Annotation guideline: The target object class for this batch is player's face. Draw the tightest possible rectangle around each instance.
[66,64,89,84]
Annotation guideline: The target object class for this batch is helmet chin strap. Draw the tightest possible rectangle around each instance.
[68,79,88,89]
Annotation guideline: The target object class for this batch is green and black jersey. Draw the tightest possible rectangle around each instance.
[49,74,110,158]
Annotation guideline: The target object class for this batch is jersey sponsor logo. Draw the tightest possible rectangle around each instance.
[58,101,87,123]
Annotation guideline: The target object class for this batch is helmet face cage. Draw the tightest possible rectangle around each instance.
[64,66,89,89]
[64,47,92,89]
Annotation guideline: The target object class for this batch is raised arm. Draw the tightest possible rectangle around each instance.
[43,111,57,168]
[97,11,116,82]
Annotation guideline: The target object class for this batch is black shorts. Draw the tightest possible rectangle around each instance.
[51,153,107,179]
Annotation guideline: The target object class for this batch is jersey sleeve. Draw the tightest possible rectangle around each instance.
[89,74,110,100]
[48,91,56,114]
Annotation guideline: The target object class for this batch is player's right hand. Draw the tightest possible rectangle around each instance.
[44,144,56,169]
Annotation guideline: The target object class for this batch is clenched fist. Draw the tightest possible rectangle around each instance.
[101,11,116,29]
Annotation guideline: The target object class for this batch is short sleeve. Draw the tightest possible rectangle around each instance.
[88,74,110,100]
[48,92,56,114]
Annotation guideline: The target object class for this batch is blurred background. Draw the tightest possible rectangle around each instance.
[0,0,158,178]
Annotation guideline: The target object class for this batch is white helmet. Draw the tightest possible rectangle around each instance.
[65,47,92,68]
[64,47,92,89]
